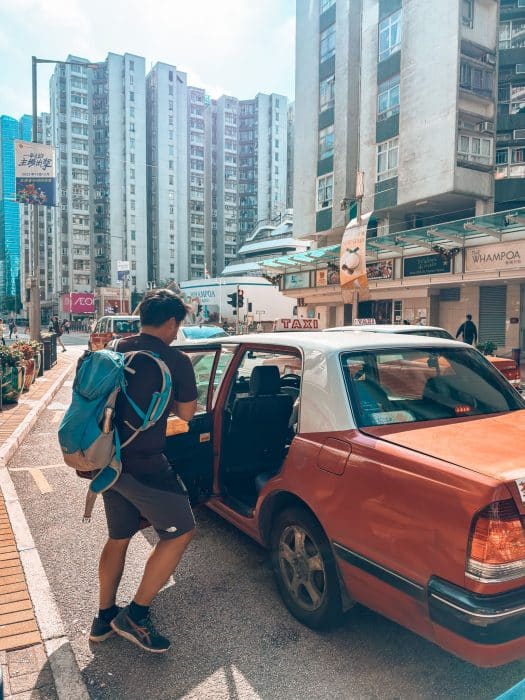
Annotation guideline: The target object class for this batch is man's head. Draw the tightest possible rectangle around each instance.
[466,313,472,321]
[139,289,190,344]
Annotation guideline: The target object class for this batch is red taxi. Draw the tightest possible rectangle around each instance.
[165,331,525,667]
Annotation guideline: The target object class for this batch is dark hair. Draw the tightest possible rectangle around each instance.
[466,314,472,320]
[139,289,190,326]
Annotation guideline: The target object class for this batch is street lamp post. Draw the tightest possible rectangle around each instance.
[29,56,100,341]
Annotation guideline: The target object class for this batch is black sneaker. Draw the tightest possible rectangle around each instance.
[110,606,171,653]
[89,606,122,642]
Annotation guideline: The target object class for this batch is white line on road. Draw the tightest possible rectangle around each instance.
[9,463,63,471]
[29,468,54,494]
[51,411,64,424]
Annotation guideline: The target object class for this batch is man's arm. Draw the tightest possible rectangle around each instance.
[172,399,197,422]
[455,322,464,339]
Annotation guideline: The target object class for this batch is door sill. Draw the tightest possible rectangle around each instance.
[220,493,254,518]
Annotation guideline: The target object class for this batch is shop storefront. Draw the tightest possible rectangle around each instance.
[260,208,525,353]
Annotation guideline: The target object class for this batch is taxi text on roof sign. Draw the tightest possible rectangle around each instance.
[273,318,320,332]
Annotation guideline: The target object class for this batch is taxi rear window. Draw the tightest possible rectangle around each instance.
[341,347,524,427]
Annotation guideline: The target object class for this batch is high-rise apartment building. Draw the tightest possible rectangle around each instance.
[277,0,509,336]
[496,0,525,210]
[187,86,210,279]
[50,52,147,296]
[238,93,288,243]
[287,102,295,210]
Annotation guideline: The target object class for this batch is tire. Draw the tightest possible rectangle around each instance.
[270,506,343,630]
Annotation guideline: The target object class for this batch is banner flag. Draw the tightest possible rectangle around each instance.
[14,140,56,206]
[340,212,372,301]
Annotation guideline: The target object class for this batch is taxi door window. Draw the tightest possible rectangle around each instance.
[189,348,235,413]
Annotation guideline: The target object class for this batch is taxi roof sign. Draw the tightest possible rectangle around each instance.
[353,318,376,326]
[273,318,320,332]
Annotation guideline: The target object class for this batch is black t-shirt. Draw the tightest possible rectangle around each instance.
[114,333,197,464]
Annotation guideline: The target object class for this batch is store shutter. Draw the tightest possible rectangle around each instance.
[479,286,506,346]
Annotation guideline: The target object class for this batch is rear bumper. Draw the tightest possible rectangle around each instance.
[429,577,525,646]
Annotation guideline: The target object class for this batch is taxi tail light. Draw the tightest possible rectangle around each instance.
[504,367,521,383]
[466,500,525,583]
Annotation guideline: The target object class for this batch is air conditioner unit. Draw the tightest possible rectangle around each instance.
[475,121,495,133]
[514,129,525,140]
[321,200,330,208]
[482,53,496,66]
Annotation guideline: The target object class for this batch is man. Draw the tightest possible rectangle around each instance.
[456,313,478,345]
[51,316,66,352]
[89,289,197,653]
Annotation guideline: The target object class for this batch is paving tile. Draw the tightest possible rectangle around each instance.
[0,630,41,652]
[0,599,32,615]
[0,609,34,626]
[0,574,25,587]
[8,667,53,694]
[0,582,27,596]
[0,619,38,639]
[0,552,19,563]
[0,564,23,576]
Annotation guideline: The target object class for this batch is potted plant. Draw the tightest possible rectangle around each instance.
[477,341,498,356]
[0,346,25,403]
[27,340,42,381]
[11,342,36,391]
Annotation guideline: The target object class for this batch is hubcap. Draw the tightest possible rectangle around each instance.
[278,524,326,612]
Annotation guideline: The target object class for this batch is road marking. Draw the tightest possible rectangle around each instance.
[51,411,64,424]
[9,464,63,472]
[28,469,53,494]
[63,381,73,387]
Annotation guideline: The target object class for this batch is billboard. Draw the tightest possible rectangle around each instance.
[117,260,130,282]
[403,254,451,277]
[14,140,56,206]
[70,293,95,315]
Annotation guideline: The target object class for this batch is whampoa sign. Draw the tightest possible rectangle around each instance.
[465,240,525,273]
[273,318,320,332]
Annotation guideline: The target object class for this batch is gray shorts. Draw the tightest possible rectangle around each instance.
[102,458,195,540]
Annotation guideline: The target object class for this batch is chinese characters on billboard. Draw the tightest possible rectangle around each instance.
[14,141,56,206]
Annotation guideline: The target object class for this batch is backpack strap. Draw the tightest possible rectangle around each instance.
[119,351,173,449]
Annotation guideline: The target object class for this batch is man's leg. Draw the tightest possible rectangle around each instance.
[98,537,131,609]
[133,530,194,606]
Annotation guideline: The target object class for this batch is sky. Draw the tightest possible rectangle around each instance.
[0,0,296,119]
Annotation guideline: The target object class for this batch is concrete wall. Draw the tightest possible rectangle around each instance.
[437,285,480,339]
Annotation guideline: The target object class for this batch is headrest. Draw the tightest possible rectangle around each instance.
[250,365,281,396]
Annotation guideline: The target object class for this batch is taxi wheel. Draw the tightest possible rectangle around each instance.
[271,507,343,630]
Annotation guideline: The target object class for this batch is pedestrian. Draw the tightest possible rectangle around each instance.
[0,318,5,346]
[7,318,15,339]
[64,320,71,334]
[51,316,66,352]
[456,313,478,345]
[89,289,197,653]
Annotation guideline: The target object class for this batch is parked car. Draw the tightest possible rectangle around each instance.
[325,324,522,390]
[165,331,525,667]
[88,315,141,351]
[176,325,229,342]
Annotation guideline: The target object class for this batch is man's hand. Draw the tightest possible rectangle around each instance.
[172,399,197,422]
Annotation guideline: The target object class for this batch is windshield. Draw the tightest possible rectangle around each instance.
[113,319,141,334]
[341,347,524,427]
[182,326,228,339]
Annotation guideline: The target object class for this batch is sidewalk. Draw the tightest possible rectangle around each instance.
[0,351,86,700]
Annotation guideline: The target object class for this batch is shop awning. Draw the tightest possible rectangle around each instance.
[258,207,525,274]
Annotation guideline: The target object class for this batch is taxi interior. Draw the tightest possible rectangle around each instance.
[165,345,302,514]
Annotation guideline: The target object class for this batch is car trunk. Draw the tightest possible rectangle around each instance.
[363,410,525,483]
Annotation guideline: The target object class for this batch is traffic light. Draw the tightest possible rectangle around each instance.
[227,292,238,308]
[237,289,244,308]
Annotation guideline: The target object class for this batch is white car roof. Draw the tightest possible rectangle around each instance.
[178,330,466,353]
[325,324,449,334]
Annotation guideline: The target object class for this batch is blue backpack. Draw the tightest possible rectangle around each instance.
[58,348,172,520]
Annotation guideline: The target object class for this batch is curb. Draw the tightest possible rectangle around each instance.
[0,359,90,700]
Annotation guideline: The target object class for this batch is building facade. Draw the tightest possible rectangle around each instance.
[284,0,525,351]
[496,0,525,210]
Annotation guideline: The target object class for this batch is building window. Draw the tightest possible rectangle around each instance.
[462,0,473,28]
[377,74,400,120]
[319,124,334,160]
[319,74,335,112]
[129,91,134,102]
[378,10,401,62]
[376,137,399,181]
[512,147,525,163]
[317,173,333,210]
[169,175,174,185]
[320,25,336,63]
[129,60,134,71]
[496,149,508,164]
[510,85,525,114]
[169,70,173,81]
[459,61,493,95]
[320,0,335,13]
[458,135,492,165]
[499,20,525,50]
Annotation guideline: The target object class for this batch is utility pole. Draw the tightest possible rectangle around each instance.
[235,283,239,335]
[29,56,41,340]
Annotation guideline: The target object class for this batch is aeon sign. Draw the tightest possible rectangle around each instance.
[70,293,95,314]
